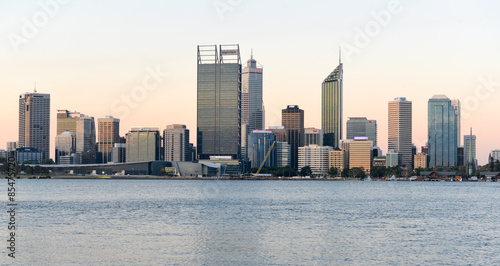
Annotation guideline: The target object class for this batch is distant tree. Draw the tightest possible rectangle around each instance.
[1,161,8,173]
[341,168,349,178]
[370,166,387,178]
[41,159,55,165]
[349,167,365,179]
[34,165,41,175]
[495,160,500,172]
[25,166,33,175]
[413,167,424,176]
[328,167,338,177]
[158,166,165,176]
[299,166,312,177]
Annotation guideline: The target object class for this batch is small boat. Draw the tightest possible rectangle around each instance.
[386,175,397,181]
[364,176,372,181]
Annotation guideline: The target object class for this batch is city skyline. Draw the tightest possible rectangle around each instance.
[2,1,500,165]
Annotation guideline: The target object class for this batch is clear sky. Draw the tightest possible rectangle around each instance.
[1,0,500,165]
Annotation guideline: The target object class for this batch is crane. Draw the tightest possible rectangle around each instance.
[252,141,275,178]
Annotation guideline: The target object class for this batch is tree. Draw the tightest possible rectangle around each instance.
[370,166,387,178]
[34,165,41,175]
[299,166,312,177]
[349,167,365,179]
[413,167,424,176]
[341,168,349,178]
[41,159,55,165]
[328,167,338,177]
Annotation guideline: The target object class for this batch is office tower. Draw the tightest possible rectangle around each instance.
[268,126,287,143]
[414,153,427,169]
[428,95,458,168]
[348,138,372,173]
[111,143,126,163]
[305,128,323,146]
[386,150,399,168]
[7,141,18,152]
[388,97,413,173]
[282,105,304,169]
[126,127,161,163]
[76,116,96,164]
[464,130,477,174]
[98,116,120,163]
[19,91,50,159]
[57,110,82,135]
[197,44,241,160]
[163,124,190,162]
[248,130,275,168]
[457,147,464,166]
[346,117,377,146]
[322,58,343,148]
[275,141,291,168]
[421,146,428,155]
[298,145,333,176]
[241,53,264,161]
[451,99,461,146]
[329,148,347,172]
[55,130,76,164]
[490,150,500,162]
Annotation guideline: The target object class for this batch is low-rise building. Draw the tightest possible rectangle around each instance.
[298,145,333,176]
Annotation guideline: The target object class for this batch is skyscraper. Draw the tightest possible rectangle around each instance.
[428,95,458,168]
[322,58,342,148]
[282,105,304,170]
[19,91,50,160]
[388,97,413,172]
[57,110,96,164]
[126,127,161,162]
[163,124,190,162]
[305,128,323,146]
[464,130,477,174]
[241,53,264,161]
[348,138,372,173]
[451,99,461,146]
[98,116,120,163]
[346,117,377,146]
[197,44,241,160]
[247,130,275,168]
[55,130,76,164]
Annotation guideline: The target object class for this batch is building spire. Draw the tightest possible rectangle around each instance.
[339,46,342,64]
[34,81,37,93]
[251,48,253,60]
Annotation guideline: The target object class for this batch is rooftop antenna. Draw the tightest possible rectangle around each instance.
[34,81,37,93]
[251,48,253,60]
[339,46,342,64]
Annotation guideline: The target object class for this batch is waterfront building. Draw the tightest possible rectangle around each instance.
[386,150,399,168]
[305,128,323,146]
[282,105,304,170]
[57,110,97,164]
[126,127,161,162]
[348,138,372,173]
[414,153,427,169]
[322,58,343,148]
[98,116,120,163]
[298,145,333,176]
[373,156,387,167]
[248,130,275,168]
[346,117,377,146]
[428,95,458,167]
[16,147,43,164]
[164,124,190,162]
[388,97,412,173]
[197,44,241,160]
[0,150,7,159]
[275,141,291,168]
[329,148,347,172]
[19,91,50,159]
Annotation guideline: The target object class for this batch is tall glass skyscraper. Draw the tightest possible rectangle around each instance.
[388,97,412,172]
[451,99,461,146]
[247,130,275,168]
[197,45,242,160]
[346,117,377,146]
[241,54,263,161]
[282,105,304,170]
[428,95,458,168]
[322,60,343,149]
[19,91,50,160]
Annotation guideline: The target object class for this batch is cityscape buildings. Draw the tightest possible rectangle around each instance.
[321,58,343,149]
[388,97,413,173]
[19,91,50,160]
[329,148,347,172]
[464,131,477,173]
[451,99,461,146]
[197,44,241,160]
[98,116,120,164]
[346,117,377,146]
[247,130,275,168]
[427,95,458,168]
[414,153,427,169]
[304,128,323,146]
[348,138,372,173]
[490,150,500,162]
[125,127,161,163]
[274,141,291,168]
[282,105,304,170]
[298,145,332,176]
[163,124,190,162]
[55,130,76,164]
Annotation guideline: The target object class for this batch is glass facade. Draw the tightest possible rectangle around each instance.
[126,127,160,163]
[197,45,241,160]
[346,117,377,146]
[428,95,458,168]
[282,105,304,170]
[248,130,275,168]
[321,63,343,148]
[98,116,120,163]
[19,92,51,160]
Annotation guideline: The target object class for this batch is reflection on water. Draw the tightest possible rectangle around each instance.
[4,180,500,265]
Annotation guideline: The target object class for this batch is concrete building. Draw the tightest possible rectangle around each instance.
[373,156,387,167]
[57,110,97,164]
[126,127,161,162]
[16,147,43,164]
[457,146,464,166]
[298,145,333,176]
[305,128,324,146]
[19,91,50,160]
[55,130,76,164]
[197,44,241,160]
[428,95,458,167]
[386,150,399,168]
[490,150,500,162]
[322,58,343,149]
[98,116,120,163]
[388,97,412,173]
[268,126,287,143]
[414,153,427,169]
[111,143,126,163]
[163,124,190,162]
[248,130,275,168]
[275,141,291,168]
[282,105,304,170]
[464,133,477,173]
[348,138,372,173]
[0,150,7,159]
[7,141,18,152]
[329,148,347,172]
[346,117,377,146]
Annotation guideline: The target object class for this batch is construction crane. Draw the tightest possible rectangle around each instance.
[252,141,275,178]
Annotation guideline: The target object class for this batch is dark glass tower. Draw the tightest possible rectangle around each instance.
[197,45,241,160]
[428,95,458,168]
[322,60,343,149]
[282,105,304,170]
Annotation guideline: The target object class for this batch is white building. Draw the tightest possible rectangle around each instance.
[298,145,333,176]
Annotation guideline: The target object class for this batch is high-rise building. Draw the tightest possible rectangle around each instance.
[19,91,50,159]
[490,150,500,162]
[76,116,97,164]
[55,130,76,164]
[57,110,82,136]
[329,148,347,172]
[464,132,477,173]
[282,105,304,169]
[111,143,126,163]
[275,141,291,168]
[298,145,333,176]
[428,95,458,168]
[268,126,287,143]
[7,141,18,152]
[163,124,190,162]
[126,127,161,162]
[348,138,372,173]
[451,99,461,146]
[388,97,413,172]
[386,150,399,168]
[247,130,275,168]
[98,116,120,163]
[346,117,377,146]
[305,128,323,146]
[414,153,427,169]
[241,54,264,161]
[457,147,464,166]
[197,44,241,160]
[322,59,343,148]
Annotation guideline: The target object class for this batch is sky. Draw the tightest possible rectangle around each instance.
[1,0,500,165]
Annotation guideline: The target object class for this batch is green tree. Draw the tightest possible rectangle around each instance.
[25,166,33,175]
[370,166,387,178]
[413,167,424,176]
[34,165,41,175]
[341,168,349,178]
[328,167,338,177]
[299,166,312,177]
[349,167,365,179]
[41,158,55,164]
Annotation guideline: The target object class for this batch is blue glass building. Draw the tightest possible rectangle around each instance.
[248,130,275,168]
[428,95,458,168]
